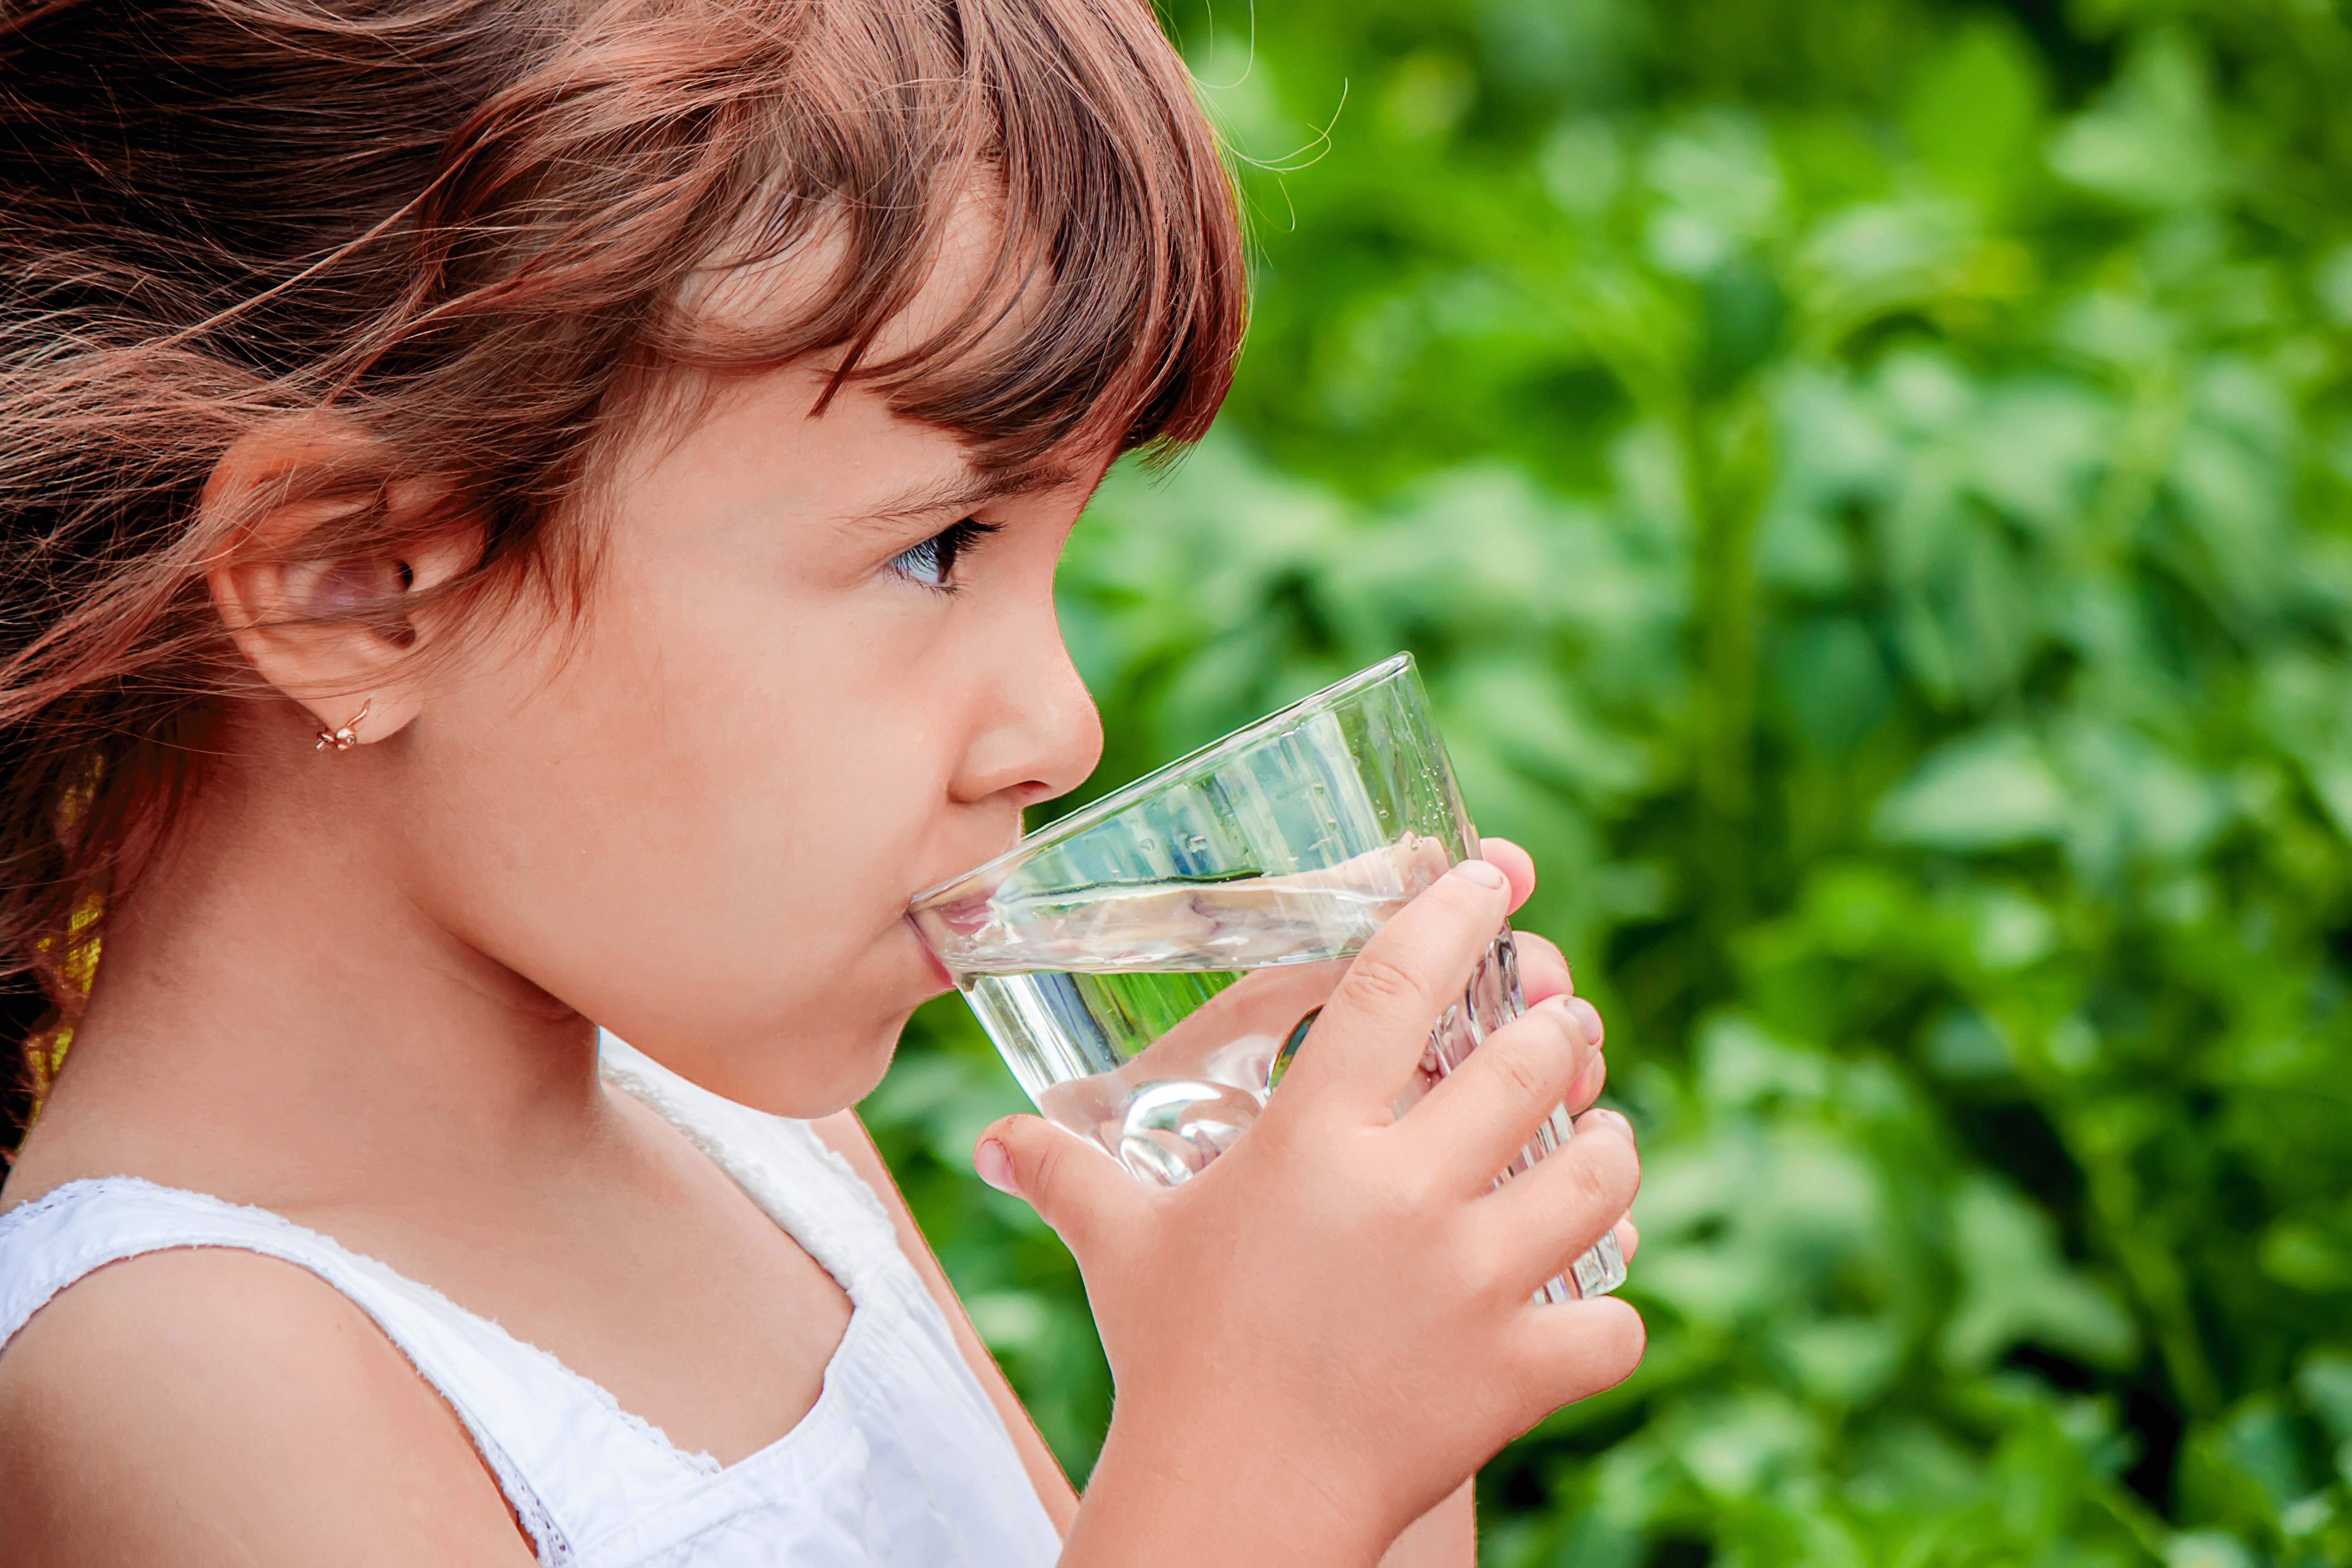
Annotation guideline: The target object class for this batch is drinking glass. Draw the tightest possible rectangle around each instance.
[907,655,1627,1301]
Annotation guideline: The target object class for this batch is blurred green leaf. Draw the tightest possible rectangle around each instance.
[1904,17,2048,214]
[2047,31,2225,212]
[1941,1176,2139,1372]
[1872,729,2071,850]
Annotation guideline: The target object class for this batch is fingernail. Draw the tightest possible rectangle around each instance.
[975,1138,1018,1195]
[1585,1107,1632,1137]
[1568,997,1604,1047]
[1451,858,1507,889]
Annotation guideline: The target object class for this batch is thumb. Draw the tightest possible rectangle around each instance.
[975,1113,1145,1259]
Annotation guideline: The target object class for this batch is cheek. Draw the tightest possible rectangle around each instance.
[402,564,950,1092]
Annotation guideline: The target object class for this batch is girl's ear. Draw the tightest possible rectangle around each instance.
[202,415,480,747]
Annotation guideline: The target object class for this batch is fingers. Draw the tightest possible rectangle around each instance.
[1405,995,1599,1191]
[1477,838,1538,914]
[1275,859,1515,1113]
[1474,1106,1641,1297]
[975,1114,1147,1259]
[1565,1040,1607,1113]
[1511,929,1574,1004]
[1506,1295,1647,1415]
[1499,930,1605,1106]
[1614,1215,1640,1264]
[1468,842,1598,1048]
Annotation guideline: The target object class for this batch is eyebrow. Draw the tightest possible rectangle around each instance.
[857,461,1081,530]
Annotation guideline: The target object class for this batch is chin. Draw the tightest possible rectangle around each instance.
[822,1015,914,1114]
[673,941,940,1117]
[703,1009,915,1121]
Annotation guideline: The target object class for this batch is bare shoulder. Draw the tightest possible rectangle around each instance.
[0,1246,533,1568]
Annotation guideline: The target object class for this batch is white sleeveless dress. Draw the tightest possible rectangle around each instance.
[0,1035,1064,1568]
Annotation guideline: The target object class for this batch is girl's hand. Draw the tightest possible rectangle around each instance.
[975,847,1642,1568]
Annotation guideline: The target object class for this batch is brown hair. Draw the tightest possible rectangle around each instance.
[0,0,1247,1138]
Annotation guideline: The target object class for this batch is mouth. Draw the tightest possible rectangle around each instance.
[904,914,956,991]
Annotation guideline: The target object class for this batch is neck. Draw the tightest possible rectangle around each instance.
[8,715,605,1211]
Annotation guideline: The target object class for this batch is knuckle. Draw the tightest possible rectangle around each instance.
[1387,1157,1449,1220]
[1489,1006,1582,1102]
[1341,948,1426,1014]
[1490,1035,1560,1112]
[1026,1135,1067,1195]
[1565,1143,1620,1212]
[1455,1240,1514,1303]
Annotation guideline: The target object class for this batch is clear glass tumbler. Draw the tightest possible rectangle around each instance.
[907,654,1627,1301]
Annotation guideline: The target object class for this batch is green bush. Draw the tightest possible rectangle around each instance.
[860,2,2352,1562]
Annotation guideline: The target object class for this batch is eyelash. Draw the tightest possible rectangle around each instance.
[887,517,1002,593]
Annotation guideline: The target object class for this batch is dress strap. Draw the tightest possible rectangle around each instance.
[0,1177,599,1563]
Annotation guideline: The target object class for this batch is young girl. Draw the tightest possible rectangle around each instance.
[0,1,1643,1563]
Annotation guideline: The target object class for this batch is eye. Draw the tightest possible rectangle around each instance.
[887,517,1001,591]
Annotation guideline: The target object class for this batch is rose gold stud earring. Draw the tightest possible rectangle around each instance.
[314,697,371,753]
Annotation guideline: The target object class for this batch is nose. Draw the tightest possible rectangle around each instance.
[949,600,1103,808]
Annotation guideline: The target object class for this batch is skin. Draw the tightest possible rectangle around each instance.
[0,278,1642,1564]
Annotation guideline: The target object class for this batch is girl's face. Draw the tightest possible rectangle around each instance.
[400,364,1107,1114]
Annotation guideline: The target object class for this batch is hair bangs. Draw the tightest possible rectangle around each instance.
[651,0,1246,473]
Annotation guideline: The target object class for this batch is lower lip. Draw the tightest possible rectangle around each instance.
[905,916,956,990]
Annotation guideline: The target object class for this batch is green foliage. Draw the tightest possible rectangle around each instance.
[861,1,2352,1561]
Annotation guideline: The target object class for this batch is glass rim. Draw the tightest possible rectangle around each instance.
[908,652,1419,909]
